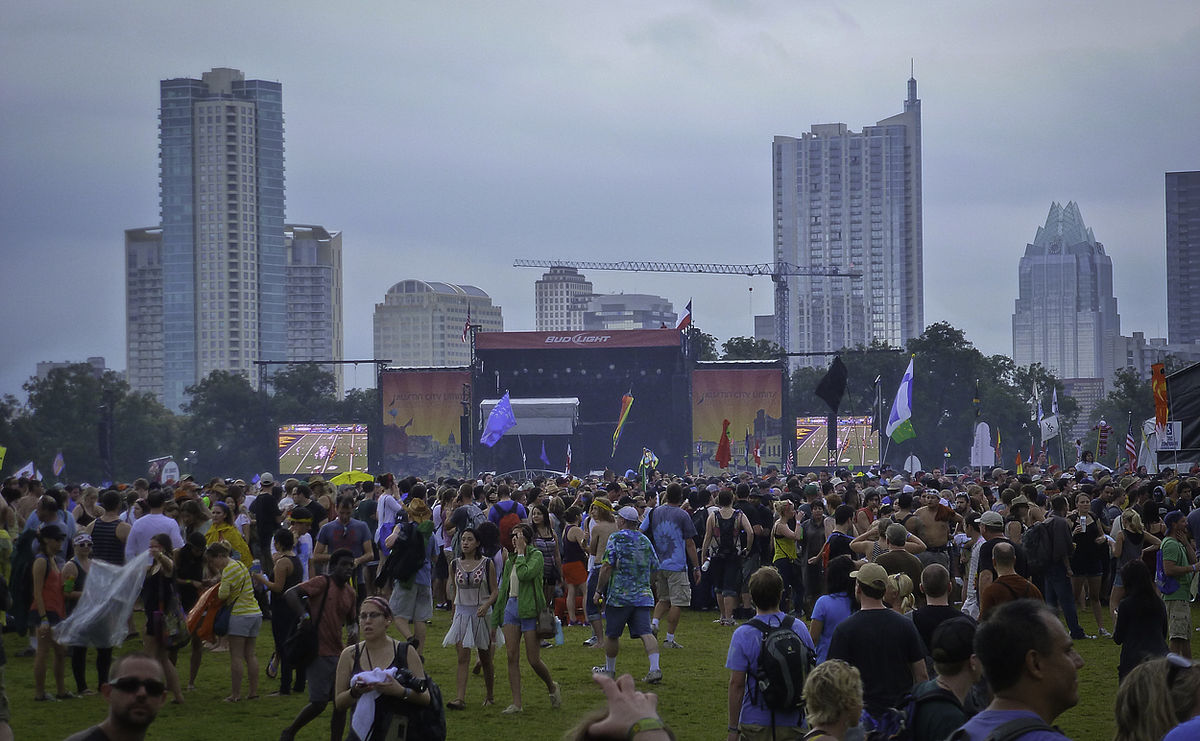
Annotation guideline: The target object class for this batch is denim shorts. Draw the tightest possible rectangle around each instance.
[502,597,536,632]
[227,613,262,638]
[604,604,652,639]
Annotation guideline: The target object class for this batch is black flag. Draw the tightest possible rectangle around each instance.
[815,356,848,411]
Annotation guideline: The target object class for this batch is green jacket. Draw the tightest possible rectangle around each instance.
[492,548,545,628]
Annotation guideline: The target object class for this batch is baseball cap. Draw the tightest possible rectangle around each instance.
[931,617,976,664]
[979,511,1005,528]
[850,562,888,591]
[617,506,640,523]
[260,472,275,486]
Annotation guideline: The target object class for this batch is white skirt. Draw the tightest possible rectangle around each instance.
[442,604,493,650]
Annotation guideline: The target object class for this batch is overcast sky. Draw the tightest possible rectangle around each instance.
[2,1,1197,401]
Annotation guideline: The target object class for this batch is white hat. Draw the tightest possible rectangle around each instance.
[278,497,295,512]
[902,485,916,494]
[617,506,640,522]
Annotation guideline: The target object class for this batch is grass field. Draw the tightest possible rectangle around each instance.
[6,603,1189,740]
[278,425,368,476]
[796,417,879,469]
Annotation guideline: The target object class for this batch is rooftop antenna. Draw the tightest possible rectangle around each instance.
[910,58,914,78]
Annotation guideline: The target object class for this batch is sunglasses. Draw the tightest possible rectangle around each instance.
[111,676,167,697]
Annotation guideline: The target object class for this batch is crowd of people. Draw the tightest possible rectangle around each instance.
[2,455,1200,740]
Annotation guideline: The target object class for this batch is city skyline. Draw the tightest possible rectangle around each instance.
[2,3,1197,401]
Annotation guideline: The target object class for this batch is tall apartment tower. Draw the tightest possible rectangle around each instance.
[582,293,675,330]
[285,225,343,396]
[1012,202,1121,383]
[126,227,164,398]
[157,67,286,411]
[535,266,593,331]
[373,280,503,367]
[773,77,923,365]
[1167,171,1200,345]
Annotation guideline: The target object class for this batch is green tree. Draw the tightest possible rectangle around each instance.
[269,365,339,424]
[690,329,719,361]
[182,371,273,480]
[1085,368,1156,467]
[339,387,379,422]
[721,337,781,360]
[20,366,127,482]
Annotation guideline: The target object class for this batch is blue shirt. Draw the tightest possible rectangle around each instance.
[1165,716,1200,740]
[810,593,853,663]
[725,611,816,727]
[954,709,1069,741]
[640,505,696,572]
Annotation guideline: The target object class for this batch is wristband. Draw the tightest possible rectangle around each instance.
[727,725,739,733]
[628,718,667,737]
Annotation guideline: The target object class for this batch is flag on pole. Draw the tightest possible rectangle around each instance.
[1152,363,1169,431]
[1040,415,1060,442]
[815,357,848,411]
[52,451,65,477]
[1034,384,1044,424]
[565,444,572,476]
[1124,418,1138,471]
[785,447,793,476]
[696,441,703,475]
[744,428,751,466]
[885,359,916,443]
[612,391,634,457]
[753,440,761,467]
[15,461,41,480]
[972,380,982,418]
[676,300,692,331]
[479,392,517,447]
[539,440,551,468]
[1051,387,1059,416]
[1015,451,1024,475]
[994,430,1002,463]
[716,419,732,469]
[462,305,472,343]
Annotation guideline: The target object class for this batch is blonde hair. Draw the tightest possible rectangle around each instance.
[1122,508,1143,535]
[888,573,915,613]
[803,659,863,727]
[1114,657,1200,741]
[773,499,794,517]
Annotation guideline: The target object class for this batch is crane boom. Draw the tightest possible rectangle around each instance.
[512,258,858,279]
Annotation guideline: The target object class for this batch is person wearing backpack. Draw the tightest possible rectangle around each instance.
[906,617,980,741]
[703,489,754,627]
[1160,510,1198,658]
[724,565,815,741]
[950,599,1080,741]
[488,484,528,554]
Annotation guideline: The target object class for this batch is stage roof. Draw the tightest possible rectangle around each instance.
[479,397,580,435]
[475,328,681,351]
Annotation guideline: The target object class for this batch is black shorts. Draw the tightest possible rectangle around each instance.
[435,551,450,580]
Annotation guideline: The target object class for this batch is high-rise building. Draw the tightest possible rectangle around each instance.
[773,77,922,365]
[36,357,108,382]
[126,68,342,410]
[285,225,343,395]
[158,67,286,411]
[373,280,503,367]
[1012,202,1121,384]
[582,293,675,331]
[1167,171,1200,345]
[535,266,593,331]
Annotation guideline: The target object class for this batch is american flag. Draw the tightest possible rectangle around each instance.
[1124,419,1138,470]
[785,448,793,475]
[462,305,471,343]
[565,443,572,476]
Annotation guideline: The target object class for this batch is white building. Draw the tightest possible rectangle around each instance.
[373,280,503,367]
[535,266,593,331]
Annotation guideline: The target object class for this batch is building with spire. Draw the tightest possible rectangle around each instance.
[1012,202,1121,386]
[772,76,922,366]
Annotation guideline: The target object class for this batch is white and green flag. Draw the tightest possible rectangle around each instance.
[886,358,916,443]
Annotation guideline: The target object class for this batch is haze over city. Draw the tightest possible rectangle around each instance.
[2,1,1197,399]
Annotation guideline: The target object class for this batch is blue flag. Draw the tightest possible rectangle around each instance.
[540,441,551,467]
[480,392,517,447]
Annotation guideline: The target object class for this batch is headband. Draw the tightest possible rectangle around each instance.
[592,499,613,512]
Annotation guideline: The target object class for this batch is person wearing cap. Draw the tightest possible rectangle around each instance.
[62,532,114,696]
[952,599,1080,741]
[639,483,698,649]
[594,505,663,685]
[827,562,927,730]
[1161,508,1198,658]
[908,617,980,741]
[32,523,71,700]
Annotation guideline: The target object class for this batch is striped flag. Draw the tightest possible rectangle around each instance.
[565,444,572,476]
[612,391,634,457]
[52,451,65,477]
[1124,418,1138,471]
[785,447,793,475]
[462,305,472,343]
[886,359,916,443]
[676,300,692,330]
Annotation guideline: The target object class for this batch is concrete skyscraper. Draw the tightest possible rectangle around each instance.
[582,293,675,330]
[373,280,503,367]
[773,77,922,365]
[1167,171,1200,345]
[1012,202,1121,383]
[126,68,342,411]
[535,266,593,331]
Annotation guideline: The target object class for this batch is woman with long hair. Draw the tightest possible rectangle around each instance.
[1110,508,1160,623]
[771,498,805,614]
[809,555,857,664]
[1114,654,1200,741]
[442,527,495,709]
[206,501,251,564]
[207,540,261,702]
[1068,492,1110,636]
[1112,559,1168,680]
[255,527,302,695]
[560,506,588,626]
[529,503,563,608]
[333,596,431,741]
[143,533,185,703]
[486,522,561,714]
[31,524,70,700]
[177,499,212,540]
[584,497,618,646]
[72,487,102,528]
[172,531,210,690]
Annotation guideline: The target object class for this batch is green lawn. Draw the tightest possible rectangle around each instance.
[5,604,1185,740]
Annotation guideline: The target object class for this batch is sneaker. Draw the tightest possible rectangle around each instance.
[1099,627,1112,637]
[548,682,562,708]
[582,636,598,647]
[643,669,663,684]
[662,638,684,649]
[501,704,523,714]
[591,666,616,679]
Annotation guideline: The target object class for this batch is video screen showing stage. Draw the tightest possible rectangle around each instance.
[278,423,369,476]
[795,416,879,468]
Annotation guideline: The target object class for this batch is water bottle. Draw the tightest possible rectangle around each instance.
[701,558,711,573]
[554,617,564,646]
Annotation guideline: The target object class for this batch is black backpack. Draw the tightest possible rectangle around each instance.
[747,616,815,714]
[1022,519,1053,573]
[716,512,739,558]
[865,682,960,741]
[375,521,426,588]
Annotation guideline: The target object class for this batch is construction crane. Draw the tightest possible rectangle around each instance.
[512,258,861,355]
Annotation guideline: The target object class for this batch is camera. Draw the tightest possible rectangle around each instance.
[395,667,428,693]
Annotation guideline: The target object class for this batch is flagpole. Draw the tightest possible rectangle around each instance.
[875,375,883,469]
[518,435,528,479]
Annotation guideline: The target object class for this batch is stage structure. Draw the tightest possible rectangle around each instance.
[378,367,471,479]
[473,329,690,475]
[692,363,787,474]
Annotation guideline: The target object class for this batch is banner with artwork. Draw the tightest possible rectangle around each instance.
[692,367,783,473]
[379,369,471,478]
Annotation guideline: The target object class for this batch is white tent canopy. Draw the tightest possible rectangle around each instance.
[480,397,579,436]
